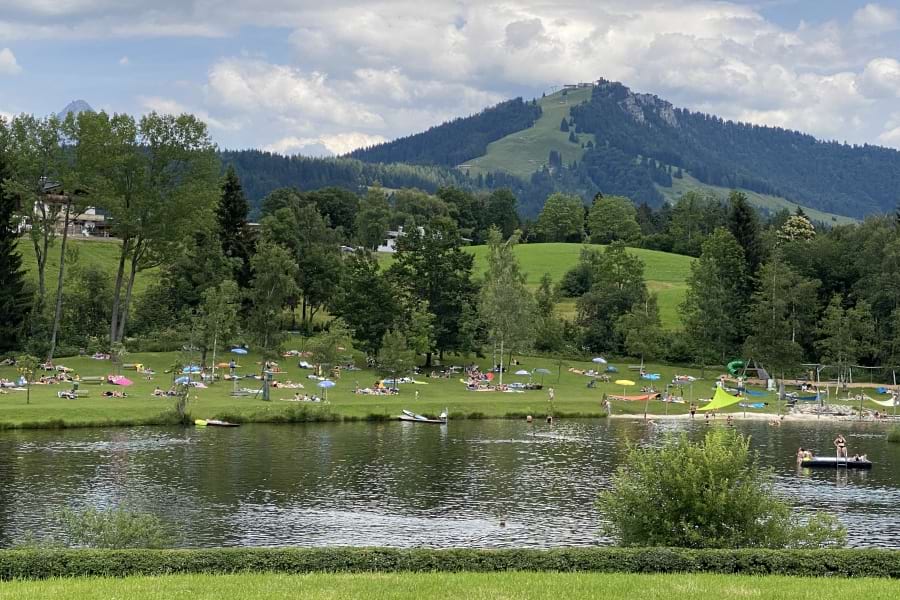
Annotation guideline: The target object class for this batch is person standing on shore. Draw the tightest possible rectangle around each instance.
[689,403,697,419]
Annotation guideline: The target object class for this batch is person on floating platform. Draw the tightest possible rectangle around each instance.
[834,433,848,460]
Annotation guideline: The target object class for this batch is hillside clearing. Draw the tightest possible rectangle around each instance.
[380,243,692,330]
[463,88,596,180]
[657,171,857,226]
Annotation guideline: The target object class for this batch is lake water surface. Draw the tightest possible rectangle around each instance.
[1,419,898,548]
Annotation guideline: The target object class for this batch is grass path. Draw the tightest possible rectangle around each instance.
[2,571,898,600]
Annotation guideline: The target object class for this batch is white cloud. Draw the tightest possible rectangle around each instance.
[6,1,898,150]
[852,3,899,34]
[118,55,129,66]
[265,132,386,156]
[0,47,21,74]
[879,112,900,148]
[207,58,384,130]
[859,58,900,98]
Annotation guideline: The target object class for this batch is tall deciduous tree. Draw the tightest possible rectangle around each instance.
[4,115,65,306]
[260,202,343,331]
[535,193,585,242]
[588,194,641,244]
[681,228,749,366]
[97,112,219,345]
[244,241,298,361]
[217,165,253,287]
[388,217,477,366]
[330,250,400,356]
[197,280,241,368]
[576,243,648,353]
[479,227,535,386]
[816,295,877,379]
[616,294,664,362]
[308,318,354,376]
[355,187,391,251]
[377,329,416,389]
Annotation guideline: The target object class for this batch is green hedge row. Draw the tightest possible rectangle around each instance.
[2,547,900,580]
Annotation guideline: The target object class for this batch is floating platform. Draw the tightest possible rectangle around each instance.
[800,457,872,469]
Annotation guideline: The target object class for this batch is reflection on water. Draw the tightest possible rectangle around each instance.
[0,419,898,548]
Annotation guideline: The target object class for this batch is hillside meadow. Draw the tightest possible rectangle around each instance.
[463,88,596,179]
[381,242,693,329]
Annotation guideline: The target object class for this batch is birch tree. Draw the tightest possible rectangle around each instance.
[479,227,534,386]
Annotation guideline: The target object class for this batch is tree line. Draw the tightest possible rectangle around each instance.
[3,109,900,387]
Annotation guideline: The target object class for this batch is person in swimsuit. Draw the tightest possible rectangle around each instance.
[796,447,805,466]
[834,433,848,459]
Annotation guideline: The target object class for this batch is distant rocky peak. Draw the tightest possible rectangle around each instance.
[56,100,94,120]
[594,79,678,128]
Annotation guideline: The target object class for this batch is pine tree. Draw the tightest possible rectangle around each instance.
[217,165,253,287]
[568,130,578,143]
[727,191,764,275]
[560,118,569,132]
[0,170,30,353]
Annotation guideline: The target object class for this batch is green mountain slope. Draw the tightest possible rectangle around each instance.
[657,172,858,225]
[462,88,595,179]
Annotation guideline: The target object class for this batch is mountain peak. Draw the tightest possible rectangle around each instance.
[56,100,94,120]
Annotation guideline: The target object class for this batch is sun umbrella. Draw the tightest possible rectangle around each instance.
[175,376,190,385]
[641,373,661,381]
[592,357,607,364]
[182,365,201,374]
[533,367,551,386]
[317,379,336,401]
[515,369,530,376]
[615,379,635,397]
[230,348,248,355]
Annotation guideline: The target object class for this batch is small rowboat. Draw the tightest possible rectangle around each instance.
[195,419,240,428]
[399,409,447,424]
[801,457,872,469]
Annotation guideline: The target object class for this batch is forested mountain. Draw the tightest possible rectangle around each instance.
[569,80,900,217]
[221,79,900,220]
[347,98,541,167]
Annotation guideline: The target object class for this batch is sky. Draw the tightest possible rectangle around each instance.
[1,1,900,156]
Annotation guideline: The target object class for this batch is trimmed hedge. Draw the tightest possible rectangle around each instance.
[1,547,899,581]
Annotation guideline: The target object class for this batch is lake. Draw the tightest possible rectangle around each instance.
[1,419,898,548]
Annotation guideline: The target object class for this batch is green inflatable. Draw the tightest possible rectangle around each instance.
[727,360,745,376]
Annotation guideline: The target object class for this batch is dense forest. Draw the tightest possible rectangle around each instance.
[347,98,542,167]
[219,151,472,216]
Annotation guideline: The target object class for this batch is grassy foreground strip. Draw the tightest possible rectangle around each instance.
[2,572,899,600]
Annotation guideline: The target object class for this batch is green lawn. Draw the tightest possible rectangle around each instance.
[658,171,857,226]
[380,243,693,329]
[2,571,898,600]
[463,88,596,179]
[17,237,157,298]
[0,350,891,429]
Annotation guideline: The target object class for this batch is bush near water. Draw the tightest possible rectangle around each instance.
[2,547,900,581]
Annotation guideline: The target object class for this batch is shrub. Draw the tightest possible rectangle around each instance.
[55,507,174,549]
[598,429,846,549]
[1,548,899,581]
[888,427,900,443]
